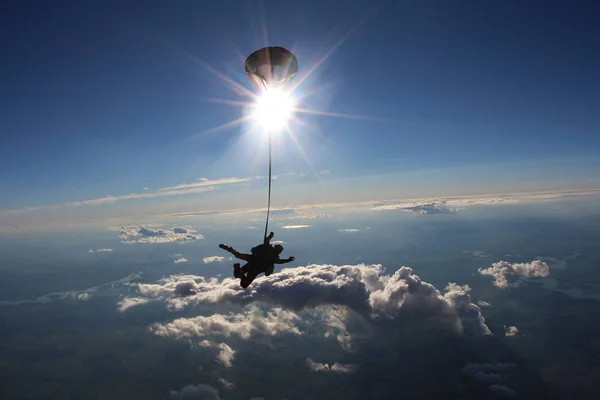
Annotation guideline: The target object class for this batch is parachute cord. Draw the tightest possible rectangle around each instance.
[263,131,272,241]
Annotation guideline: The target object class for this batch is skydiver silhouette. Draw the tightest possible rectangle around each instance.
[218,232,295,288]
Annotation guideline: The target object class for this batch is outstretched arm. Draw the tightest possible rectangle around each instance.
[274,256,295,264]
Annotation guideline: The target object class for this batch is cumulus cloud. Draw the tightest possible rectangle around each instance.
[88,248,113,253]
[306,358,358,373]
[174,257,188,264]
[478,260,549,288]
[130,264,491,345]
[203,256,225,264]
[118,226,203,244]
[117,297,150,312]
[218,378,234,390]
[338,229,359,232]
[199,341,236,367]
[504,325,519,337]
[151,306,302,340]
[168,383,221,400]
[477,300,491,308]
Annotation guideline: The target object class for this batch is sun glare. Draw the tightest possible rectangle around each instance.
[252,88,295,131]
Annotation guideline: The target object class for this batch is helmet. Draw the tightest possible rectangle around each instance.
[273,244,284,253]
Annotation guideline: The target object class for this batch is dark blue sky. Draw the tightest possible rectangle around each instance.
[1,0,599,224]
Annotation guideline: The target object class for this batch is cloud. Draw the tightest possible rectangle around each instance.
[0,272,141,306]
[464,250,491,258]
[305,358,358,373]
[150,305,302,340]
[478,260,549,288]
[0,175,268,219]
[66,186,216,207]
[168,383,221,400]
[203,256,225,264]
[159,176,261,192]
[117,297,150,312]
[504,325,519,337]
[477,300,491,308]
[217,378,234,390]
[199,341,236,367]
[462,362,518,398]
[74,293,90,301]
[338,229,359,232]
[372,189,600,213]
[373,199,460,215]
[289,212,330,220]
[174,257,188,264]
[88,248,113,253]
[118,226,203,244]
[281,225,312,229]
[489,384,517,398]
[132,264,491,342]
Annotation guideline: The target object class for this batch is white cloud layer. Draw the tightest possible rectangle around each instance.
[375,199,461,215]
[203,256,225,264]
[129,264,491,345]
[151,306,302,340]
[0,273,141,306]
[88,248,113,253]
[0,176,264,219]
[117,297,151,312]
[117,226,203,244]
[479,260,549,288]
[371,189,600,213]
[281,225,312,229]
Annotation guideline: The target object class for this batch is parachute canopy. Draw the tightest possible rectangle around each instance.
[245,46,298,90]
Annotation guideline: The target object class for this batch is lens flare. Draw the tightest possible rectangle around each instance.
[252,88,295,131]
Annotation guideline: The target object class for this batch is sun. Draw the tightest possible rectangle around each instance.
[251,88,295,131]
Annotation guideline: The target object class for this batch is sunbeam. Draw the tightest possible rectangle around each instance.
[293,107,389,122]
[286,3,383,92]
[284,125,327,187]
[184,116,253,142]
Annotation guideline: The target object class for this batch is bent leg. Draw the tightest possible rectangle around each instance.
[264,264,275,276]
[240,268,261,288]
[219,245,252,262]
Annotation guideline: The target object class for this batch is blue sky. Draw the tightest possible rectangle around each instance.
[1,0,599,227]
